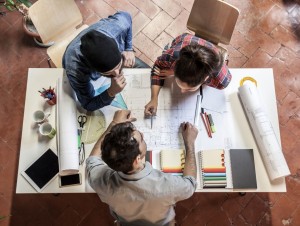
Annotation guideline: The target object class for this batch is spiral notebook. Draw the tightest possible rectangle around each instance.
[198,149,227,188]
[160,149,185,173]
[198,149,257,189]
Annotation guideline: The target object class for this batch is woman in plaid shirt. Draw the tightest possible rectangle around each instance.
[144,33,232,117]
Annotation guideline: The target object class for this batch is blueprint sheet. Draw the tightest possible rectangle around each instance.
[121,71,229,152]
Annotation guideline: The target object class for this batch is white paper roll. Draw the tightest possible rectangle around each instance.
[56,75,79,175]
[238,82,290,181]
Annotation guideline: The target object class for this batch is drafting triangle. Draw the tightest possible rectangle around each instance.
[111,94,128,109]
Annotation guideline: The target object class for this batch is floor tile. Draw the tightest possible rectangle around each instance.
[129,0,160,19]
[142,11,173,40]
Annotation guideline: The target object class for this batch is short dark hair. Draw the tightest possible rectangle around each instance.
[101,122,140,173]
[174,43,223,87]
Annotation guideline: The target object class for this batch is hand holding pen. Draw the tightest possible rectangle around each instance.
[144,101,157,129]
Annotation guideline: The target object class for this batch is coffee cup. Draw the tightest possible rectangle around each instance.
[39,122,56,139]
[33,110,49,124]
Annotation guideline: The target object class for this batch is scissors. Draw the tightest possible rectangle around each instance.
[78,115,87,128]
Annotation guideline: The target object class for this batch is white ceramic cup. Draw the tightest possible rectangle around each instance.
[39,122,56,139]
[33,110,49,124]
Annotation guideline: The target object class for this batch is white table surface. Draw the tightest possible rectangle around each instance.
[16,68,286,193]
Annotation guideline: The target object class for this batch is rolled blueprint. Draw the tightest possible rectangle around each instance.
[56,75,79,175]
[238,82,290,181]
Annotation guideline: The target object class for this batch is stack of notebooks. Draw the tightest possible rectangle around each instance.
[157,148,257,190]
[198,149,257,189]
[160,149,185,175]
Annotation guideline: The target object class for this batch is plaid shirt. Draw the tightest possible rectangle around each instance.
[151,33,232,89]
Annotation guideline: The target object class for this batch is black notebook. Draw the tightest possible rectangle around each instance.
[21,148,59,192]
[229,149,257,189]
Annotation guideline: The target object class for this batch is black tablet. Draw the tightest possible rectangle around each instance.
[21,148,59,192]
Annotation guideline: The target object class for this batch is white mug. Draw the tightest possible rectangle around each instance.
[33,110,49,124]
[39,122,56,139]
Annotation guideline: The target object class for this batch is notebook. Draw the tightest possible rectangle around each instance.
[198,149,227,188]
[228,149,257,189]
[21,148,59,192]
[142,150,152,164]
[160,149,185,173]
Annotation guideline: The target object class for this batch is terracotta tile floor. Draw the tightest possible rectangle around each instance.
[0,0,300,225]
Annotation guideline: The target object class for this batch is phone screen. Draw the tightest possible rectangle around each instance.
[59,174,81,187]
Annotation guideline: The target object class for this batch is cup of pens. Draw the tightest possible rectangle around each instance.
[39,86,56,105]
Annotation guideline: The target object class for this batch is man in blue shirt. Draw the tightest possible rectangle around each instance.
[63,11,149,111]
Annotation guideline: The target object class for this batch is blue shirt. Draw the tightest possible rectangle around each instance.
[63,11,133,111]
[86,156,197,225]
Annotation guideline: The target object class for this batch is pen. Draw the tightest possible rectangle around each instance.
[207,114,216,133]
[151,114,153,129]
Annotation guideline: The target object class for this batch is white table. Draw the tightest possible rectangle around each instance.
[16,68,286,193]
[16,68,91,193]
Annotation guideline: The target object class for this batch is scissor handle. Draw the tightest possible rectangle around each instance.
[78,115,87,122]
[240,76,257,87]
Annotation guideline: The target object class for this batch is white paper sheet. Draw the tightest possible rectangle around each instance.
[202,86,227,113]
[56,75,79,175]
[238,82,290,181]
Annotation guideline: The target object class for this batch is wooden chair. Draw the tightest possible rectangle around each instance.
[28,0,88,68]
[187,0,239,64]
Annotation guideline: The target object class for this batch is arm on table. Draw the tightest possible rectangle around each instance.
[90,110,136,157]
[181,122,198,179]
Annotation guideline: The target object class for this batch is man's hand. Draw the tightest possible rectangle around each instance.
[90,110,136,157]
[107,73,126,97]
[122,51,135,68]
[152,66,174,78]
[112,110,136,124]
[180,122,198,149]
[144,99,158,117]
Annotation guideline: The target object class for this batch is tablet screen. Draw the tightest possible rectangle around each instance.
[22,148,59,192]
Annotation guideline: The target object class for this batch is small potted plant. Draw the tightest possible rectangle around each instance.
[0,0,53,47]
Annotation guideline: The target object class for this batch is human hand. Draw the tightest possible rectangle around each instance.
[122,51,135,68]
[107,73,126,97]
[144,99,158,117]
[152,66,174,78]
[112,110,136,124]
[180,122,198,149]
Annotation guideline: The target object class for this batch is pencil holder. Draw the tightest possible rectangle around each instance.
[47,95,56,105]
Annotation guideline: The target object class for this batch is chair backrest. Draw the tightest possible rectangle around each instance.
[28,0,88,68]
[28,0,84,44]
[187,0,239,45]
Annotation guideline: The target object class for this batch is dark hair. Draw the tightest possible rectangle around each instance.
[101,122,140,173]
[80,30,121,73]
[174,43,223,87]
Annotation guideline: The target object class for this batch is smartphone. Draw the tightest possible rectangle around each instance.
[59,173,82,187]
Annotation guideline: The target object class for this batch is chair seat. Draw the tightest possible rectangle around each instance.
[47,25,88,68]
[28,0,89,68]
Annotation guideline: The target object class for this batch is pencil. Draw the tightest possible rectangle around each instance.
[200,113,211,138]
[204,112,212,137]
